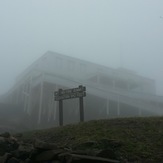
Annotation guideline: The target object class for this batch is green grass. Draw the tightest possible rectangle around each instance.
[20,116,163,162]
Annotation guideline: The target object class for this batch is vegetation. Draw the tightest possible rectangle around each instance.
[20,116,163,162]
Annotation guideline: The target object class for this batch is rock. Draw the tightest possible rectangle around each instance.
[0,153,12,163]
[0,140,18,155]
[13,133,23,139]
[0,132,10,138]
[0,134,121,163]
[34,139,58,150]
[0,137,5,143]
[96,149,118,160]
[18,144,34,153]
[71,149,99,157]
[12,143,34,160]
[0,132,17,143]
[51,161,61,163]
[73,141,97,150]
[97,139,122,149]
[0,132,18,156]
[34,149,64,161]
[7,136,17,143]
[58,152,71,162]
[59,153,120,163]
[95,139,122,160]
[25,158,35,163]
[7,157,19,163]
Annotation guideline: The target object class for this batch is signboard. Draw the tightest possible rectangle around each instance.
[55,92,86,101]
[54,85,86,126]
[54,85,86,101]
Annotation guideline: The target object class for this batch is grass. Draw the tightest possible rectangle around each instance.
[19,116,163,162]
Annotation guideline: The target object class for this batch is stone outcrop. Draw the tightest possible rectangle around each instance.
[0,132,120,163]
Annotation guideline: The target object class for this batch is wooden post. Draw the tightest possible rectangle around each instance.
[58,89,63,126]
[106,98,109,116]
[79,97,84,122]
[38,74,44,124]
[117,95,120,116]
[59,100,63,126]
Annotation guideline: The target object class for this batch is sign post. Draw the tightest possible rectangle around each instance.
[54,85,86,126]
[58,89,63,126]
[79,97,84,122]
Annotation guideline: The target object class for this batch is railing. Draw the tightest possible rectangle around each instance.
[85,81,163,115]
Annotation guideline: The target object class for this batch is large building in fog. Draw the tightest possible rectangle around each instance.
[2,51,163,128]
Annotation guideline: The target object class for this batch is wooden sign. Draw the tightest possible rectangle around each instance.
[54,85,86,126]
[54,86,86,101]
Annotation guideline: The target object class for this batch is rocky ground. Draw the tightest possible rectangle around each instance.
[0,132,120,163]
[0,116,163,162]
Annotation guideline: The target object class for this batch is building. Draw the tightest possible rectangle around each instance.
[2,51,163,128]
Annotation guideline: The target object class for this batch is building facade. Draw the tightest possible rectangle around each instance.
[2,51,163,128]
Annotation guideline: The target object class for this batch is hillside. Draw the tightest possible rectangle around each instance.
[19,116,163,162]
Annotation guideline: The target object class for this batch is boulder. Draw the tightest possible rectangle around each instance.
[34,139,58,150]
[0,153,12,163]
[34,149,64,162]
[7,157,19,163]
[0,134,121,163]
[59,153,120,163]
[12,143,34,160]
[0,132,10,138]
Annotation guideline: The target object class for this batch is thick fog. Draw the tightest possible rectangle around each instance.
[0,0,163,95]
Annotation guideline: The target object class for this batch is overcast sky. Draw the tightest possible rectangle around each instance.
[0,0,163,95]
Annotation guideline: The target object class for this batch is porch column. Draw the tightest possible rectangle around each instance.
[38,73,44,124]
[117,95,120,116]
[106,98,109,116]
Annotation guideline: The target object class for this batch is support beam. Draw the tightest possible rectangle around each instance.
[53,84,58,120]
[59,100,63,126]
[117,95,120,116]
[54,99,57,120]
[38,74,44,124]
[138,105,142,117]
[79,97,84,122]
[106,98,109,116]
[27,75,33,115]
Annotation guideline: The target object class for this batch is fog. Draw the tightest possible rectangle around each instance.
[0,0,163,95]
